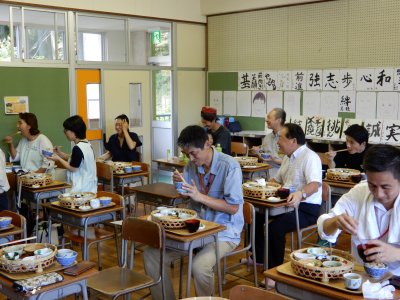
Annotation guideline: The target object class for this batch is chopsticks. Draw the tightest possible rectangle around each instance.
[12,131,21,136]
[174,169,187,184]
[334,149,348,153]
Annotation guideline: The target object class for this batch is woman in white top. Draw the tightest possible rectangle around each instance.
[3,112,54,172]
[0,148,10,211]
[49,115,97,193]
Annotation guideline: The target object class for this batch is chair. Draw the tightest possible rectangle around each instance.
[231,142,248,156]
[292,182,332,250]
[221,202,258,287]
[0,210,27,244]
[229,284,291,300]
[87,217,166,300]
[96,161,114,192]
[61,191,124,270]
[6,173,18,211]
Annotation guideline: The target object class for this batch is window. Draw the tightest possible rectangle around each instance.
[153,70,172,121]
[129,19,171,66]
[77,14,127,62]
[0,5,11,61]
[86,83,101,129]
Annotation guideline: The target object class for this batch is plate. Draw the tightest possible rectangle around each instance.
[266,196,286,203]
[0,224,15,231]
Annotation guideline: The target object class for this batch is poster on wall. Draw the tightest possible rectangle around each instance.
[4,96,29,114]
[251,91,266,117]
[209,91,223,114]
[223,91,237,116]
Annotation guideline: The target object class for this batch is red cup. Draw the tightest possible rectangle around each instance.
[357,243,374,262]
[277,188,290,199]
[185,219,200,233]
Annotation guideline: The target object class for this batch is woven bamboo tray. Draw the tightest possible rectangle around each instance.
[290,247,354,283]
[0,243,57,273]
[242,181,281,199]
[58,192,96,209]
[234,156,258,167]
[151,208,197,229]
[20,173,53,187]
[326,168,360,182]
[110,162,133,173]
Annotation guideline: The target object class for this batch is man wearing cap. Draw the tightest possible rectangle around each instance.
[201,106,231,155]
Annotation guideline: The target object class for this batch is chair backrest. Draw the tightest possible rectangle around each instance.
[243,202,254,226]
[6,173,17,208]
[97,191,125,218]
[321,182,332,214]
[96,162,114,191]
[122,217,164,249]
[231,142,248,156]
[229,284,291,300]
[0,210,26,239]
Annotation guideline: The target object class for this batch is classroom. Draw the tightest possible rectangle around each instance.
[0,0,400,299]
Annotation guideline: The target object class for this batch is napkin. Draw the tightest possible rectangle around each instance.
[256,178,266,186]
[362,280,395,299]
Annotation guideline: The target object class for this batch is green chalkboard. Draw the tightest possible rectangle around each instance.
[0,67,71,159]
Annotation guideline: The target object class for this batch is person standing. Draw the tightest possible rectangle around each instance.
[144,125,243,299]
[251,108,286,178]
[0,148,10,211]
[49,115,97,193]
[3,112,54,173]
[201,106,231,155]
[97,114,142,162]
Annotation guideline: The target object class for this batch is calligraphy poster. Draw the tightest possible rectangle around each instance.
[266,91,283,112]
[288,115,307,131]
[355,92,376,119]
[320,92,339,117]
[4,96,29,114]
[357,69,375,91]
[339,69,356,91]
[341,118,362,140]
[209,91,223,114]
[363,119,383,144]
[251,91,267,117]
[236,91,251,116]
[264,71,277,91]
[339,91,356,113]
[322,69,340,91]
[277,71,291,91]
[238,71,251,90]
[394,67,400,91]
[303,91,321,116]
[376,92,399,120]
[223,91,237,116]
[375,68,394,91]
[291,70,306,91]
[305,116,324,139]
[381,119,400,144]
[306,70,322,91]
[323,117,342,140]
[283,91,301,115]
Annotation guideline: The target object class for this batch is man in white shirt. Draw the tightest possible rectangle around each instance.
[318,144,400,275]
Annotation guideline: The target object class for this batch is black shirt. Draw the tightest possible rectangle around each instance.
[105,132,142,162]
[210,125,231,155]
[334,149,367,172]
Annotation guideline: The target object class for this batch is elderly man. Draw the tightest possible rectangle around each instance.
[256,123,322,288]
[144,125,244,299]
[318,144,400,275]
[252,107,286,178]
[201,106,231,155]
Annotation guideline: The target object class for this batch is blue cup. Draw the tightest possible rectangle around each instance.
[261,153,270,160]
[175,182,186,194]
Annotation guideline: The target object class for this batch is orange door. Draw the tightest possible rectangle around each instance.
[76,69,102,140]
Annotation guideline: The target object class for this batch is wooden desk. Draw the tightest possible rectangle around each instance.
[265,263,400,300]
[128,183,186,214]
[152,158,186,183]
[241,163,272,180]
[20,181,71,240]
[113,170,150,196]
[0,267,97,300]
[244,197,295,271]
[323,179,355,197]
[41,202,123,260]
[136,217,226,298]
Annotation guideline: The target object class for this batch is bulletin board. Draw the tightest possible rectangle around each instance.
[0,67,71,157]
[207,0,400,144]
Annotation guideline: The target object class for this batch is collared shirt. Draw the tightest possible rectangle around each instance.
[13,134,54,171]
[261,131,280,177]
[318,183,400,275]
[274,144,322,205]
[183,148,244,245]
[0,149,10,194]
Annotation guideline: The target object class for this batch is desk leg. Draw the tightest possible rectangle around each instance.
[83,219,89,260]
[264,207,269,271]
[186,242,195,297]
[214,234,222,297]
[47,217,52,243]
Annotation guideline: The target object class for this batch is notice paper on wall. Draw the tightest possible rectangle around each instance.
[356,92,376,119]
[223,91,237,115]
[376,92,399,120]
[284,92,301,116]
[303,91,321,117]
[209,91,223,114]
[251,91,266,117]
[4,96,29,114]
[237,91,251,116]
[266,91,283,112]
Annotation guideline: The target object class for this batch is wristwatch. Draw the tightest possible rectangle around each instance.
[301,190,307,200]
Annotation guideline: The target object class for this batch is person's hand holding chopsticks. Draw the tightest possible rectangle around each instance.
[173,169,186,183]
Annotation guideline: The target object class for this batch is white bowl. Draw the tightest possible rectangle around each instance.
[307,247,328,256]
[34,247,52,256]
[293,252,315,260]
[79,205,91,211]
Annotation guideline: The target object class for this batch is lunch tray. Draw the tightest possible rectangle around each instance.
[326,168,360,182]
[20,173,53,187]
[110,162,132,173]
[51,201,115,212]
[0,243,57,274]
[234,156,258,167]
[58,192,96,209]
[242,181,281,199]
[151,208,197,229]
[290,247,354,283]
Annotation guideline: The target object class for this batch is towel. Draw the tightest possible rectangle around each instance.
[358,193,400,244]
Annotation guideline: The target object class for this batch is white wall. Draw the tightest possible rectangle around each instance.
[5,0,206,23]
